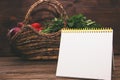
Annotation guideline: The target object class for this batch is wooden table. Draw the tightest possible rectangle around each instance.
[0,55,120,80]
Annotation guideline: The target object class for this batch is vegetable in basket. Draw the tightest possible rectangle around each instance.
[7,27,21,38]
[31,23,43,32]
[17,22,24,28]
[7,22,43,38]
[67,14,101,28]
[8,13,102,37]
[7,22,23,38]
[41,14,102,33]
[41,18,64,33]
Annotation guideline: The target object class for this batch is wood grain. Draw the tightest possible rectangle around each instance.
[0,0,120,56]
[0,55,119,80]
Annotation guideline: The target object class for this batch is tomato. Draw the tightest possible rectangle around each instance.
[31,23,42,31]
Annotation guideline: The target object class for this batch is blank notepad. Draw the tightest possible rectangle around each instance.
[56,28,113,80]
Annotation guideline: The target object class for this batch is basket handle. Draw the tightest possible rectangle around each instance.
[23,0,68,25]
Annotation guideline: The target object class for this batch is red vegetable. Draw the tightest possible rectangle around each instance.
[14,27,21,33]
[17,22,24,28]
[31,23,42,31]
[7,27,21,38]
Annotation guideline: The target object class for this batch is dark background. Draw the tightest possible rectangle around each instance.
[0,0,120,56]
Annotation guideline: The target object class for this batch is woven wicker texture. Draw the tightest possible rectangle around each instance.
[10,0,68,60]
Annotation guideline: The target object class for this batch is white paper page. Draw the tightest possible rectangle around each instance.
[56,30,113,80]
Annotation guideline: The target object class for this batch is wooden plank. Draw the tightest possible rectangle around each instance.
[0,55,119,79]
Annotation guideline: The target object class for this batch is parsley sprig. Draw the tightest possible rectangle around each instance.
[42,14,102,33]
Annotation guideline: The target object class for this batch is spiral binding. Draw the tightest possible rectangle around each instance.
[62,28,113,33]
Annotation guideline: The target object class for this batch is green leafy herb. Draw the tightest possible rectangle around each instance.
[42,14,102,33]
[67,14,101,28]
[41,18,64,33]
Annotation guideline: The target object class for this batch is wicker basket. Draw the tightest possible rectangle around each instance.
[9,0,68,60]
